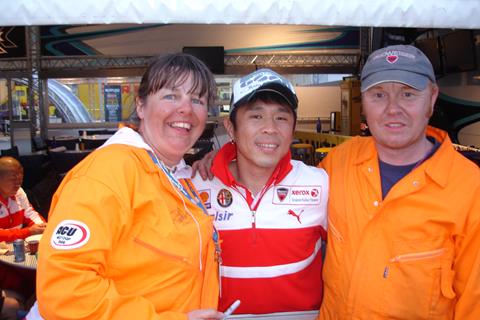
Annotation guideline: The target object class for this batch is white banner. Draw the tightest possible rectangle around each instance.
[1,0,479,28]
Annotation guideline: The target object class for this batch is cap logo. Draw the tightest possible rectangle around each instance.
[232,69,297,108]
[238,71,294,96]
[386,55,398,64]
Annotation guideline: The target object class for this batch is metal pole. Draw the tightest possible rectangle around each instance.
[26,26,42,146]
[6,79,13,147]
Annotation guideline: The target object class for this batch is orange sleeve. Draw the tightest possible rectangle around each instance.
[453,185,480,319]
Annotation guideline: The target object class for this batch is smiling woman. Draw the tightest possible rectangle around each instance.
[36,54,225,320]
[136,75,210,167]
[133,54,217,167]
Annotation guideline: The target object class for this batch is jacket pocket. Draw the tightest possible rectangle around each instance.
[389,248,445,263]
[382,244,455,319]
[134,237,191,265]
[133,224,193,267]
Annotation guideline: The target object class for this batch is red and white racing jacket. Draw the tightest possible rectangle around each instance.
[0,187,45,242]
[192,142,328,314]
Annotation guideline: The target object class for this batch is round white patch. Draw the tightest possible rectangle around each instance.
[50,220,91,250]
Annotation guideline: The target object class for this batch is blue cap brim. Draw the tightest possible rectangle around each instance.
[361,69,430,92]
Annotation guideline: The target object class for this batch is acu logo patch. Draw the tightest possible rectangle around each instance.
[51,219,90,250]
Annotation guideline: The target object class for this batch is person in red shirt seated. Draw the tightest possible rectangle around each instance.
[0,156,46,242]
[0,156,46,308]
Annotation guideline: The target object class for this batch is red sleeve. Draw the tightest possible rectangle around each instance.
[0,227,31,242]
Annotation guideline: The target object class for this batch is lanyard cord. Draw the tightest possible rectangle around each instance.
[146,151,221,263]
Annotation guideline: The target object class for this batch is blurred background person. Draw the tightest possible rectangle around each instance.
[0,156,45,311]
[0,289,23,320]
[0,156,46,242]
[36,53,224,320]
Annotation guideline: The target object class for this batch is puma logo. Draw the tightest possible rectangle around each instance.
[287,209,304,224]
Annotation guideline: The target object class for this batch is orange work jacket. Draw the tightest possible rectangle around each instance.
[37,144,219,320]
[319,126,480,319]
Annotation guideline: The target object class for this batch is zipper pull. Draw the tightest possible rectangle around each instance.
[213,227,222,297]
[218,254,222,297]
[383,266,389,278]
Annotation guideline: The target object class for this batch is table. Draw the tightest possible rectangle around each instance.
[81,135,112,149]
[83,134,113,140]
[0,243,38,270]
[294,130,351,149]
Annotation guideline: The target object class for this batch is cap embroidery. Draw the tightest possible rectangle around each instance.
[386,55,398,64]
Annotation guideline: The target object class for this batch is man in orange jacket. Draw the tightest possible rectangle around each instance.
[319,45,480,319]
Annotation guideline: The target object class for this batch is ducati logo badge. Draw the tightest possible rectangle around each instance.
[276,187,289,201]
[217,189,233,208]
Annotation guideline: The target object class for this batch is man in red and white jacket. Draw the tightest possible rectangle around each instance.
[0,156,46,305]
[0,157,45,242]
[192,69,328,315]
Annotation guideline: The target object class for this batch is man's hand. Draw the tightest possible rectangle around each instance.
[191,150,217,180]
[29,223,47,235]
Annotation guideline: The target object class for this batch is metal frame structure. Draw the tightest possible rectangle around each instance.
[0,26,366,144]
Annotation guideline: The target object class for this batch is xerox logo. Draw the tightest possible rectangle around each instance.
[51,220,90,250]
[291,190,310,196]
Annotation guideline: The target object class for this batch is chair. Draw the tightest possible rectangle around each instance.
[0,146,20,159]
[185,140,214,166]
[315,147,332,165]
[32,136,47,152]
[291,143,314,165]
[82,138,108,150]
[46,137,79,151]
[49,149,91,175]
[195,121,219,148]
[81,129,117,136]
[19,153,50,189]
[198,122,216,141]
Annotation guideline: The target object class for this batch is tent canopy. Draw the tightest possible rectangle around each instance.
[2,0,479,28]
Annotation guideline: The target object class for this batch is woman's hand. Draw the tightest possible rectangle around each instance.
[187,308,224,320]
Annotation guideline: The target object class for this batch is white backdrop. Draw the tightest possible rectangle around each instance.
[1,0,479,28]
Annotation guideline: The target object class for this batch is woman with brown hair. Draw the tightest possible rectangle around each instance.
[36,53,223,320]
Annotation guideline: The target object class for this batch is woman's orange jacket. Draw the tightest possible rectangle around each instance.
[37,144,219,320]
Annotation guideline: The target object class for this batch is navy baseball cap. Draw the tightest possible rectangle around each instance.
[361,45,436,92]
[230,68,298,113]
